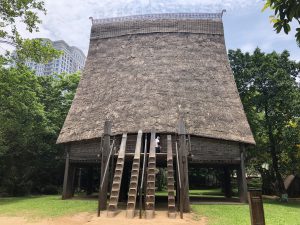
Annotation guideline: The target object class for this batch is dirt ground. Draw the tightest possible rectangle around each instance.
[0,211,207,225]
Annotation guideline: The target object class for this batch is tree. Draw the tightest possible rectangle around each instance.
[263,0,300,46]
[229,48,300,199]
[0,66,80,195]
[37,72,81,135]
[0,0,60,65]
[0,65,46,195]
[0,0,78,196]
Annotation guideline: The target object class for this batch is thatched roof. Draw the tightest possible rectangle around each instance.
[57,13,255,145]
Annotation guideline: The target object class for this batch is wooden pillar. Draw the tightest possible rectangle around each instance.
[99,121,112,210]
[238,143,248,203]
[178,118,190,212]
[86,167,93,196]
[62,145,76,199]
[223,167,232,198]
[77,168,82,192]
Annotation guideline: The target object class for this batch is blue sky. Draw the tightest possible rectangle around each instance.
[2,0,299,61]
[223,3,299,60]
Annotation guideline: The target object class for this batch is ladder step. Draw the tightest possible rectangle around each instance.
[166,135,176,217]
[107,133,127,214]
[126,131,142,215]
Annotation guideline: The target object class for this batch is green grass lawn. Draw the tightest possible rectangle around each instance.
[0,195,97,218]
[192,200,300,225]
[157,188,238,198]
[0,195,299,225]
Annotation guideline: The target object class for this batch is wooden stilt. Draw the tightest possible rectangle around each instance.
[178,118,190,212]
[62,145,76,199]
[99,121,112,210]
[77,168,82,192]
[238,143,248,203]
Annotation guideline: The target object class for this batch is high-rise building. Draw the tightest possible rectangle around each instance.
[24,39,86,76]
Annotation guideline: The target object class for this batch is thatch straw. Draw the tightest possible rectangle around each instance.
[57,14,255,145]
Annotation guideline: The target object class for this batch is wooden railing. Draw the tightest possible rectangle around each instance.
[97,139,115,217]
[175,141,183,219]
[139,135,148,218]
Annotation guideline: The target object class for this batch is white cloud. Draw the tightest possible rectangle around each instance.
[11,0,298,62]
[240,43,256,53]
[14,0,258,55]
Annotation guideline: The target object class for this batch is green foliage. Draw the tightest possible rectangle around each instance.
[229,48,300,195]
[0,0,45,39]
[0,66,80,196]
[37,72,81,134]
[263,0,300,46]
[14,38,62,64]
[0,0,61,65]
[0,65,45,195]
[156,168,167,191]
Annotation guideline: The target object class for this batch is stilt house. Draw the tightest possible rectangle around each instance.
[57,12,255,218]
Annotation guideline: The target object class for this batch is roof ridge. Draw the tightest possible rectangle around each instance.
[90,12,225,25]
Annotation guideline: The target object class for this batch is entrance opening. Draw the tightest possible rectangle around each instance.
[188,166,240,203]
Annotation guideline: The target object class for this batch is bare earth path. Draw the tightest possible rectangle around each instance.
[0,211,207,225]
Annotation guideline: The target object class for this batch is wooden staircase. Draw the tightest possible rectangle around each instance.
[145,131,156,219]
[167,135,176,218]
[107,133,127,217]
[126,130,143,218]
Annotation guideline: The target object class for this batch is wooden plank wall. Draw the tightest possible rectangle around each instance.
[70,139,101,161]
[68,134,240,163]
[190,136,240,162]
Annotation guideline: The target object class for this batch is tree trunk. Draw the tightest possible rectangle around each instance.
[265,105,287,198]
[269,143,286,195]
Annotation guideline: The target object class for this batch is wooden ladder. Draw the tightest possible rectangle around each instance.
[107,133,127,217]
[145,131,156,219]
[126,130,143,218]
[167,135,176,218]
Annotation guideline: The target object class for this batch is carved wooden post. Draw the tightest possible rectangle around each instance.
[62,144,76,199]
[178,118,190,212]
[248,189,266,225]
[238,143,248,203]
[99,121,112,210]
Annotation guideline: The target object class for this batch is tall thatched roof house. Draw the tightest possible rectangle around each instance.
[58,13,254,218]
